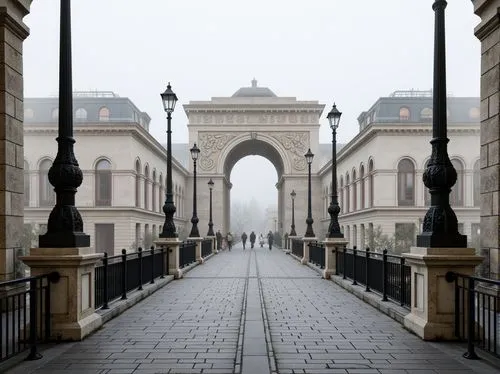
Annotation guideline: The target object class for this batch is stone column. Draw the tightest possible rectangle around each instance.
[301,237,316,265]
[155,238,183,279]
[474,0,500,279]
[0,0,31,281]
[323,238,348,279]
[403,247,482,340]
[21,248,103,340]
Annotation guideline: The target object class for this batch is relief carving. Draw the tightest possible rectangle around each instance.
[271,132,309,171]
[198,133,237,171]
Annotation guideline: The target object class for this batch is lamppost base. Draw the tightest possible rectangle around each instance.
[39,232,90,248]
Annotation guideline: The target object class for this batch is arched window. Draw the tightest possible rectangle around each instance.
[24,108,34,120]
[135,160,141,208]
[398,158,415,206]
[420,107,432,120]
[24,160,30,207]
[99,107,110,121]
[352,169,357,211]
[360,165,365,209]
[399,107,410,121]
[368,159,374,207]
[450,159,464,206]
[424,160,431,206]
[473,160,480,207]
[51,108,59,121]
[95,159,112,206]
[152,170,157,213]
[346,173,350,212]
[39,159,55,207]
[469,107,480,120]
[144,165,150,210]
[75,108,87,121]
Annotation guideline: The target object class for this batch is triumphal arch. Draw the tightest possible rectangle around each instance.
[183,79,325,234]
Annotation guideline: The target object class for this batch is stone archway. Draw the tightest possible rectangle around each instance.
[183,80,325,236]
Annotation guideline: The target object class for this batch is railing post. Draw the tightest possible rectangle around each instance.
[352,246,357,285]
[102,253,109,309]
[400,257,405,306]
[464,277,479,359]
[382,249,388,302]
[343,246,347,280]
[121,249,127,300]
[150,246,155,284]
[138,247,143,291]
[160,247,165,279]
[26,278,41,360]
[365,247,371,292]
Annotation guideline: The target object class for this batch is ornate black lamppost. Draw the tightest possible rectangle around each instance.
[207,178,215,236]
[417,0,466,248]
[326,103,344,238]
[159,83,178,238]
[304,148,315,237]
[39,0,89,248]
[290,190,297,236]
[189,143,200,237]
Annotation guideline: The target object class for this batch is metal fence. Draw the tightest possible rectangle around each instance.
[0,272,59,363]
[336,247,411,308]
[94,246,167,310]
[291,239,303,258]
[447,272,500,359]
[179,241,196,268]
[201,239,212,258]
[309,242,325,269]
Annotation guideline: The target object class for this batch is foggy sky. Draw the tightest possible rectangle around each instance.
[23,0,481,208]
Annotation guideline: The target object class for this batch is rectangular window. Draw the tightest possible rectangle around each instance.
[395,223,416,254]
[95,224,115,256]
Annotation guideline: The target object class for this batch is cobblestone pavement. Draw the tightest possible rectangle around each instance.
[6,244,499,374]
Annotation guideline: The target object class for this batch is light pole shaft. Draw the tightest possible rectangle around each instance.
[189,159,199,237]
[207,187,214,236]
[331,129,338,206]
[166,112,173,205]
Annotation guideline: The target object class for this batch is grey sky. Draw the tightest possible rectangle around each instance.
[23,0,480,208]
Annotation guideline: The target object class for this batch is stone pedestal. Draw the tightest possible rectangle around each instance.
[287,235,300,254]
[206,236,217,254]
[155,238,183,279]
[323,238,348,279]
[403,247,483,340]
[190,237,204,264]
[301,237,317,265]
[20,247,103,341]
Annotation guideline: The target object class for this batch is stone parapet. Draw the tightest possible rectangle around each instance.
[155,238,183,279]
[323,238,348,279]
[301,237,317,265]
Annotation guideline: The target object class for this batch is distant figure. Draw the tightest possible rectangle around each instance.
[241,232,248,250]
[249,231,256,249]
[216,230,222,251]
[259,233,265,248]
[267,230,274,250]
[226,232,233,251]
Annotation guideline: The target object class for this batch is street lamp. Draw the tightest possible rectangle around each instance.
[326,103,344,238]
[39,0,90,248]
[416,0,466,248]
[290,190,297,236]
[304,148,315,237]
[207,178,215,236]
[189,143,200,237]
[159,83,178,238]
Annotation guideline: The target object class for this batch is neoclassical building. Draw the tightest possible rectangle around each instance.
[317,90,480,256]
[23,92,191,255]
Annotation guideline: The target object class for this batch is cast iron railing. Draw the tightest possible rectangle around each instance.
[291,238,303,258]
[336,247,411,308]
[94,246,167,310]
[179,240,196,268]
[309,242,325,269]
[0,272,59,363]
[447,272,500,359]
[201,239,212,258]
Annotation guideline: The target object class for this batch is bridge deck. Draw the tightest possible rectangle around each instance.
[6,244,499,374]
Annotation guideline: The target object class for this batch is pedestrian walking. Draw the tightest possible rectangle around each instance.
[249,231,256,249]
[226,232,233,251]
[267,230,274,250]
[241,232,248,250]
